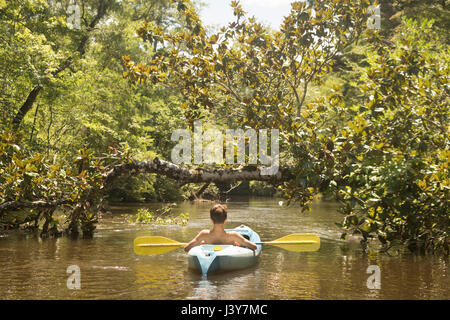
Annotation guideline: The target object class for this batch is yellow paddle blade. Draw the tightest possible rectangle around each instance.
[134,236,185,255]
[266,234,320,252]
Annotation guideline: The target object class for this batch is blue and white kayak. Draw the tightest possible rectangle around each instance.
[187,225,262,275]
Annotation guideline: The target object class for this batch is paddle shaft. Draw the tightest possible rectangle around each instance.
[134,233,320,255]
[137,242,186,247]
[256,240,317,245]
[136,240,317,247]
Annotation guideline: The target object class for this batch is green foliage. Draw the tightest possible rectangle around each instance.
[1,0,192,203]
[124,1,448,254]
[331,18,449,254]
[249,181,277,197]
[1,0,448,255]
[123,0,373,130]
[0,128,132,236]
[107,174,186,202]
[127,203,190,226]
[0,129,83,208]
[377,0,449,44]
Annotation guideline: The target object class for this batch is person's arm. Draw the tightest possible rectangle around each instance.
[233,233,257,251]
[184,231,207,252]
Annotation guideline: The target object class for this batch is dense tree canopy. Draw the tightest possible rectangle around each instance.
[0,0,448,254]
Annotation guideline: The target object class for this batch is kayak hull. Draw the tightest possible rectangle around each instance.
[187,225,262,275]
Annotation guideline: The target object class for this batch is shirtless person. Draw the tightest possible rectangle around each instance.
[184,204,257,252]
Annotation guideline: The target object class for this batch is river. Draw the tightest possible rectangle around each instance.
[0,198,448,299]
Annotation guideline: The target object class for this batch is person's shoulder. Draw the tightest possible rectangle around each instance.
[198,229,210,236]
[227,231,244,238]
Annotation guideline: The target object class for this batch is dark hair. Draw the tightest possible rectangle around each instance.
[210,204,227,224]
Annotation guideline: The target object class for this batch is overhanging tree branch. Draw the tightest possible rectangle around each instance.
[0,158,293,214]
[102,158,293,187]
[0,199,73,215]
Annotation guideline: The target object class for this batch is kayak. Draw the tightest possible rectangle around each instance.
[187,225,262,275]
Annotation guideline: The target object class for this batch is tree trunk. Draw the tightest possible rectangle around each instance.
[12,85,42,130]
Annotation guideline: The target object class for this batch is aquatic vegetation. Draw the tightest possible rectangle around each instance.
[128,204,190,226]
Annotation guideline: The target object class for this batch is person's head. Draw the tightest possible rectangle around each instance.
[210,204,227,224]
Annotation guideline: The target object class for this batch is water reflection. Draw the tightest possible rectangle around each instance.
[134,258,187,299]
[186,267,264,300]
[189,278,216,299]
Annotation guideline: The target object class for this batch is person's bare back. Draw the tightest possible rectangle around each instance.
[184,204,257,252]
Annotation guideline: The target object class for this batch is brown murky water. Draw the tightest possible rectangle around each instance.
[0,198,448,299]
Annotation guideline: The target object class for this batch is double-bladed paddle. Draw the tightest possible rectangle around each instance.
[134,234,320,255]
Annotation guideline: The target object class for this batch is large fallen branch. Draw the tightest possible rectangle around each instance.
[0,158,293,214]
[102,158,293,187]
